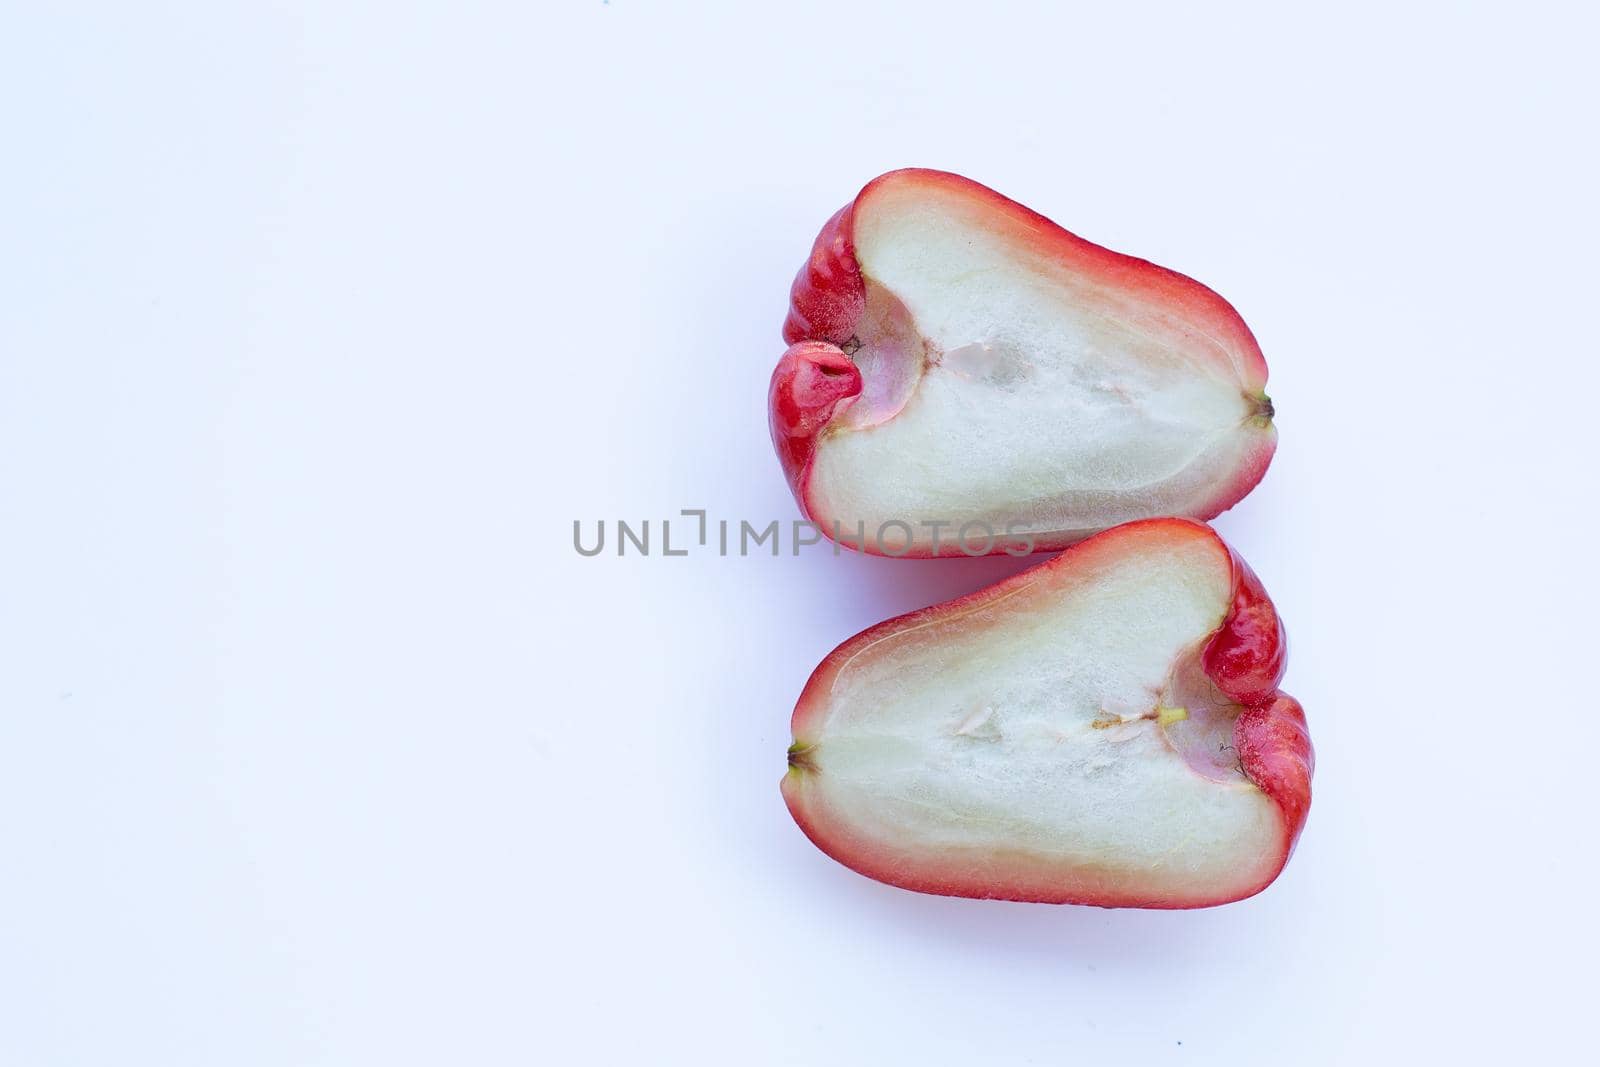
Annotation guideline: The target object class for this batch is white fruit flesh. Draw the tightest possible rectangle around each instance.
[808,183,1272,549]
[789,531,1283,903]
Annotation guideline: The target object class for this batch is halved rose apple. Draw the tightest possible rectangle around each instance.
[782,519,1312,908]
[771,169,1276,556]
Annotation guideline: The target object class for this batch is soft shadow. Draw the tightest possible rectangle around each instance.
[777,832,1244,978]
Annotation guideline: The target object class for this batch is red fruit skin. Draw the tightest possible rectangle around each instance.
[1203,544,1313,872]
[784,519,1313,907]
[771,170,1276,556]
[1204,554,1288,707]
[768,341,863,489]
[782,204,864,348]
[771,202,869,506]
[1235,695,1315,862]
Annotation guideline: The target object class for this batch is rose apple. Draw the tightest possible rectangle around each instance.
[782,519,1312,907]
[771,169,1276,556]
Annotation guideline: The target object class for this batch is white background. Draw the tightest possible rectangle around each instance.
[3,2,1597,1063]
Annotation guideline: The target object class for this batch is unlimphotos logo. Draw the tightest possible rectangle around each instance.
[573,509,1036,558]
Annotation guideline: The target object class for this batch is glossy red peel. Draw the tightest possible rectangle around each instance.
[771,169,1277,556]
[783,204,863,347]
[782,519,1312,908]
[768,341,863,484]
[1235,695,1315,856]
[1204,553,1289,708]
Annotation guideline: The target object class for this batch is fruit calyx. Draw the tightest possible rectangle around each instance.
[1247,392,1275,424]
[787,741,819,776]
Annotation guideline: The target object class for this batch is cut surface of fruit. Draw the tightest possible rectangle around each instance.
[771,169,1276,556]
[781,519,1312,908]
